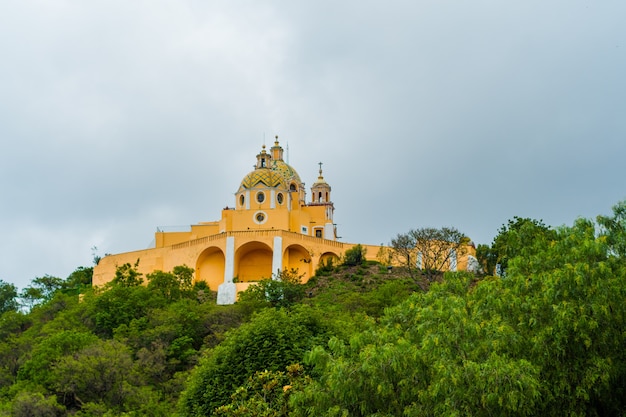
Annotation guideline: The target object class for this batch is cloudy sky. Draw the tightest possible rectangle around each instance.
[1,1,625,289]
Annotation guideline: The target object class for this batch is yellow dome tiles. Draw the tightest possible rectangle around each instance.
[272,160,302,185]
[240,169,286,190]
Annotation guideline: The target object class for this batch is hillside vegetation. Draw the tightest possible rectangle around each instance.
[0,201,625,416]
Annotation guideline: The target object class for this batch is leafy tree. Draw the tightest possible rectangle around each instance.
[597,199,626,258]
[292,213,626,416]
[342,244,366,266]
[19,275,64,309]
[475,243,497,276]
[64,266,93,291]
[87,283,163,338]
[491,216,555,276]
[147,265,194,302]
[391,226,468,284]
[18,330,99,389]
[51,339,141,411]
[9,391,65,417]
[0,280,18,314]
[178,306,333,416]
[215,364,310,417]
[238,269,305,308]
[112,260,143,287]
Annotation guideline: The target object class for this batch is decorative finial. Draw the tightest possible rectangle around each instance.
[318,161,323,176]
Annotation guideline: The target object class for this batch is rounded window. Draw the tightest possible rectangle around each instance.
[239,194,245,206]
[277,193,284,204]
[253,211,267,224]
[256,192,265,203]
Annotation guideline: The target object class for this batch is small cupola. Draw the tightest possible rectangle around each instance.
[311,162,332,204]
[256,145,272,169]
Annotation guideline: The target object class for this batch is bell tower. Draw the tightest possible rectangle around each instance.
[311,162,332,204]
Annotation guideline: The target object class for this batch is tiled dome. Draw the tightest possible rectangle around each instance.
[272,160,302,186]
[239,168,287,190]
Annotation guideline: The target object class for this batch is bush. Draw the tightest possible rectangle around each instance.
[342,244,366,267]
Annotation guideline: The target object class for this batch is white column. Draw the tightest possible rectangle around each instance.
[245,191,250,210]
[449,249,457,272]
[224,236,235,282]
[270,189,276,209]
[272,236,283,280]
[324,222,334,240]
[217,236,237,305]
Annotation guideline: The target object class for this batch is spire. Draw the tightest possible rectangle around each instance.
[256,143,271,168]
[311,161,331,204]
[270,135,284,161]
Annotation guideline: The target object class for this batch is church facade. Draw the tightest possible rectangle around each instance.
[93,138,475,304]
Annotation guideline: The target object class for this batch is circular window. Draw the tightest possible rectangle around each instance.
[277,193,284,204]
[253,211,267,224]
[239,194,245,206]
[256,192,265,203]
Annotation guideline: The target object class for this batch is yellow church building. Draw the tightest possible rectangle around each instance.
[93,138,475,304]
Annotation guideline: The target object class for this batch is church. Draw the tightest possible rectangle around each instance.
[93,137,475,304]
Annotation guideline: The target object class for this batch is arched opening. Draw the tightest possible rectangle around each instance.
[196,247,226,291]
[319,252,340,271]
[236,241,273,282]
[284,244,312,282]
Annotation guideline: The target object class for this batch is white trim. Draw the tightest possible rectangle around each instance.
[224,236,235,283]
[272,236,283,280]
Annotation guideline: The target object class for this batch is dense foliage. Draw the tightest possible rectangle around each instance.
[0,201,625,416]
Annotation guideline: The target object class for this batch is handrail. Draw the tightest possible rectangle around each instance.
[171,229,346,250]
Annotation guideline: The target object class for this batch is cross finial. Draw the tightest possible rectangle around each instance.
[318,162,323,176]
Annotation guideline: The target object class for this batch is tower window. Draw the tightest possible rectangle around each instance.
[277,193,284,204]
[257,192,265,203]
[261,158,266,167]
[290,183,297,191]
[315,229,322,238]
[239,195,245,206]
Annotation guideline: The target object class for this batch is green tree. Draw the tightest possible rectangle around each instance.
[147,265,195,302]
[238,269,305,308]
[475,243,497,276]
[9,391,65,417]
[342,244,366,267]
[51,339,141,411]
[64,266,93,291]
[490,216,555,276]
[391,226,468,284]
[178,306,332,416]
[597,199,626,258]
[0,280,18,314]
[18,330,99,389]
[215,364,310,417]
[292,213,626,416]
[112,260,143,287]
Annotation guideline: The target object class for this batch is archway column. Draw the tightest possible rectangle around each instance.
[217,236,236,305]
[272,236,283,280]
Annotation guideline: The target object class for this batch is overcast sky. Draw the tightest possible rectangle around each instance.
[1,1,625,289]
